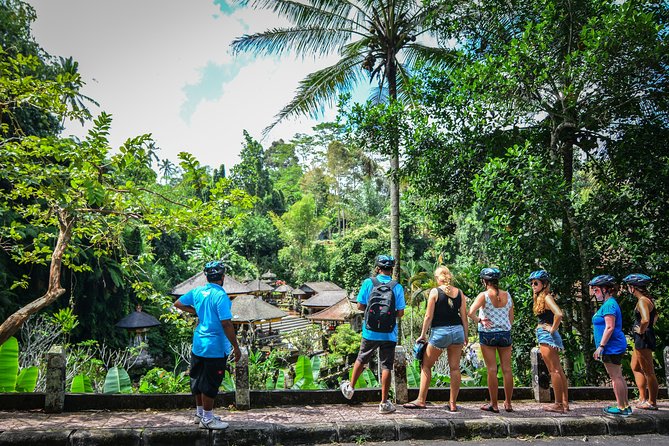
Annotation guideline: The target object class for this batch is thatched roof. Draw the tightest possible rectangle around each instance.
[245,279,274,292]
[307,298,360,322]
[291,288,306,296]
[116,310,161,329]
[170,272,252,297]
[261,270,276,279]
[273,284,294,293]
[299,281,345,294]
[231,295,287,324]
[301,290,349,308]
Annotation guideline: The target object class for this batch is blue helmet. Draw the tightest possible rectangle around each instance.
[204,260,226,278]
[528,270,550,283]
[480,267,501,280]
[622,273,652,287]
[376,255,395,269]
[588,275,616,287]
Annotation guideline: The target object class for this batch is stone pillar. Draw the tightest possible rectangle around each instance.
[531,347,551,403]
[664,346,669,390]
[235,346,250,410]
[44,345,66,413]
[393,346,408,404]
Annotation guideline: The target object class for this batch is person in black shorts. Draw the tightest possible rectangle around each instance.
[623,274,659,410]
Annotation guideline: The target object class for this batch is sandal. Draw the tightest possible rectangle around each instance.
[480,403,499,413]
[503,403,514,412]
[637,401,658,411]
[446,402,458,412]
[543,403,565,414]
[403,401,427,409]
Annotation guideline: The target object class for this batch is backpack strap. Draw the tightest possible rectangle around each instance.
[370,276,381,287]
[386,280,398,290]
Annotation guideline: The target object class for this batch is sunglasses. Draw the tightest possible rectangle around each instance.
[530,281,542,286]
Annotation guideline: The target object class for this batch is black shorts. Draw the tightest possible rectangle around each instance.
[633,328,656,350]
[356,339,396,370]
[190,353,227,398]
[601,353,624,365]
[479,330,512,348]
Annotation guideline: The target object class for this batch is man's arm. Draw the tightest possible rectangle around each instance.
[221,319,242,362]
[174,298,196,315]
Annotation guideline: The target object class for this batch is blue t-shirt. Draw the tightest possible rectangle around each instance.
[592,297,627,355]
[179,283,233,358]
[357,274,405,342]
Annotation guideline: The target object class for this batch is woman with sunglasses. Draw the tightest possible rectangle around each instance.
[529,270,569,413]
[468,267,514,413]
[590,275,630,417]
[622,273,659,410]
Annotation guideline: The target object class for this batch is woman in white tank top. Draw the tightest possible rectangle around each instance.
[467,267,514,413]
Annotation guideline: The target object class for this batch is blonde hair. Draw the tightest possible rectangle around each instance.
[434,266,452,294]
[533,283,551,315]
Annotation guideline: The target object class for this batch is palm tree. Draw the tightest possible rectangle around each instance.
[231,0,452,278]
[57,57,99,126]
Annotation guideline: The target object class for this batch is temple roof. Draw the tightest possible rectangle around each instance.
[170,272,252,297]
[231,295,287,324]
[307,298,360,322]
[245,279,274,292]
[301,290,349,308]
[299,281,345,294]
[116,309,161,329]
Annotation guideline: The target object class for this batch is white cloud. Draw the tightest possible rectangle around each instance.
[27,0,345,170]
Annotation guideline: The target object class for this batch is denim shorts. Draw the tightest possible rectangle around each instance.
[429,325,465,349]
[479,330,512,347]
[536,327,564,350]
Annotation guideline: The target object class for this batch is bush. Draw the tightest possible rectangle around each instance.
[138,367,189,393]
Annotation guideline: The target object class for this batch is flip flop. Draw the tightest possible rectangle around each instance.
[480,404,499,413]
[503,404,514,412]
[446,403,458,412]
[403,402,427,409]
[638,401,658,411]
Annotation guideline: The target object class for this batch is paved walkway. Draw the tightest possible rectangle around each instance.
[0,399,667,445]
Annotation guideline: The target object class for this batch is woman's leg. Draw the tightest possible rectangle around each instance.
[540,344,566,410]
[636,349,658,406]
[498,346,514,409]
[480,345,499,409]
[415,344,442,406]
[631,349,647,403]
[446,343,463,409]
[604,362,628,408]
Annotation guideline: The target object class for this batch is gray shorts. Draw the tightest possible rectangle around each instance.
[356,339,396,371]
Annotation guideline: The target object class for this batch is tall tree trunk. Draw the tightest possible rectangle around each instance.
[387,55,401,281]
[0,210,74,346]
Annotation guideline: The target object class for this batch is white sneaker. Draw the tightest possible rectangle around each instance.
[199,417,229,430]
[379,401,396,414]
[194,414,222,424]
[340,380,354,400]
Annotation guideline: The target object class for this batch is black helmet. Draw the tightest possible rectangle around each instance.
[528,270,550,283]
[480,267,501,280]
[588,275,616,287]
[622,273,652,287]
[204,260,226,278]
[375,255,395,269]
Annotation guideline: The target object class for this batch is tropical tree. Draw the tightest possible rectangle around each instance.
[231,0,454,278]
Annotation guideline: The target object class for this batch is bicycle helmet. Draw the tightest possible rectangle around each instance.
[622,273,652,287]
[204,260,226,278]
[375,255,395,269]
[588,275,616,287]
[528,270,550,282]
[480,267,501,280]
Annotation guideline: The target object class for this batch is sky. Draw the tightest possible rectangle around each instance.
[27,0,355,170]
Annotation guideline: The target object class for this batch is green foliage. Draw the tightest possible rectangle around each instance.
[292,355,319,390]
[327,324,362,357]
[102,366,132,394]
[138,367,189,393]
[220,370,235,391]
[70,374,94,393]
[249,349,289,390]
[329,225,390,292]
[14,366,38,392]
[0,337,19,392]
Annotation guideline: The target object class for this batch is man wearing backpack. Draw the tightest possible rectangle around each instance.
[340,255,406,414]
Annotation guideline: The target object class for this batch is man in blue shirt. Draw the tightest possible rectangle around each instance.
[340,255,405,414]
[174,261,241,430]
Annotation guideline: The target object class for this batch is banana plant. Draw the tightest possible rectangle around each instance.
[102,366,132,393]
[70,374,94,393]
[292,355,319,390]
[0,337,38,392]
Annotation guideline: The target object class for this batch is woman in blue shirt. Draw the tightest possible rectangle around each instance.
[590,275,630,417]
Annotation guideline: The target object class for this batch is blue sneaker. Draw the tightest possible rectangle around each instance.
[622,406,633,417]
[603,406,626,416]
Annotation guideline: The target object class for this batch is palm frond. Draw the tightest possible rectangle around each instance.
[232,26,354,58]
[401,43,457,69]
[247,0,364,29]
[263,55,366,135]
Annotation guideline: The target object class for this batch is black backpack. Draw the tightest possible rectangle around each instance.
[364,277,398,333]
